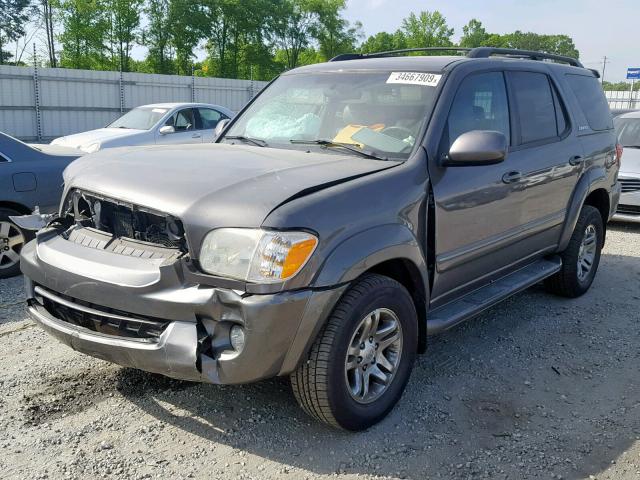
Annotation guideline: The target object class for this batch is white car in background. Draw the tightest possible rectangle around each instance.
[613,111,640,222]
[51,103,235,153]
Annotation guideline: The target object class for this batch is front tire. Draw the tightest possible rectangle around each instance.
[291,274,417,431]
[545,205,603,298]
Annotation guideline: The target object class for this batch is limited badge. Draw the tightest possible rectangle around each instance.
[386,72,442,87]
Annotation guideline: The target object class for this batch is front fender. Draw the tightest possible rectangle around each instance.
[314,223,429,292]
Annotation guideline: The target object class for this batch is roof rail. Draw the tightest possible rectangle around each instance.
[467,47,584,68]
[330,47,471,62]
[330,46,586,70]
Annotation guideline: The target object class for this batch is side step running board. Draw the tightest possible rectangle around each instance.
[426,256,562,335]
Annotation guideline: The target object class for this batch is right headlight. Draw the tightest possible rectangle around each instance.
[199,228,318,283]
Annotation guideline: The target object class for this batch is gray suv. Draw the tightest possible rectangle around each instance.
[20,48,621,430]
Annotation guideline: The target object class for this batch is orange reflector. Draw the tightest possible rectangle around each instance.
[281,238,318,279]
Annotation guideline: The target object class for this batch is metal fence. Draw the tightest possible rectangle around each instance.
[605,90,639,110]
[0,65,268,142]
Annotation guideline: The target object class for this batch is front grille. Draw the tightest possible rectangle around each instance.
[65,190,186,252]
[620,178,640,193]
[34,286,170,340]
[616,204,640,216]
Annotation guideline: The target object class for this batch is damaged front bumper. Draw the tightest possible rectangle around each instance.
[21,230,345,384]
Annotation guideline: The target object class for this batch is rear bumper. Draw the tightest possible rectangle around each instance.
[21,231,346,384]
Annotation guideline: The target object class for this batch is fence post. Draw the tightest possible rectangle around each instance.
[191,66,196,102]
[119,57,124,113]
[32,43,43,142]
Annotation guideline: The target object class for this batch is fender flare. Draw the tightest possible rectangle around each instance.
[314,223,429,296]
[557,167,606,252]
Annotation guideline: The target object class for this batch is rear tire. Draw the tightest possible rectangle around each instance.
[545,205,603,298]
[291,274,417,431]
[0,208,32,279]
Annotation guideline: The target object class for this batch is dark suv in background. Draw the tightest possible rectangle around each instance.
[20,47,620,430]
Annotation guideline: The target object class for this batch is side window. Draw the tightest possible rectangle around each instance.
[509,72,558,144]
[197,108,224,130]
[0,154,9,163]
[165,109,194,131]
[551,86,568,136]
[446,72,510,148]
[565,74,613,131]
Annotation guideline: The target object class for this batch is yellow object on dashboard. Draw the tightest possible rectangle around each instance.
[333,124,385,148]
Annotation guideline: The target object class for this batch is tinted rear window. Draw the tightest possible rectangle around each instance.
[510,72,558,144]
[565,74,613,131]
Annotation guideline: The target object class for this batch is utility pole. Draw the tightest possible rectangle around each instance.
[601,56,609,85]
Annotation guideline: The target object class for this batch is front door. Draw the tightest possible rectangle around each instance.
[429,71,523,305]
[155,108,201,144]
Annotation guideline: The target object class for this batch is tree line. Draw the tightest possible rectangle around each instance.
[2,1,582,82]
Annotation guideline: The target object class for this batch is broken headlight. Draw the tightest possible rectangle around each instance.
[199,228,318,283]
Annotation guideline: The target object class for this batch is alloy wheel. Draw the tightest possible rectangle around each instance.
[0,221,25,271]
[344,308,403,404]
[576,224,597,282]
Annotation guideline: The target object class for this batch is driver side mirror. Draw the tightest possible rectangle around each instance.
[214,118,231,139]
[444,130,508,166]
[159,125,175,135]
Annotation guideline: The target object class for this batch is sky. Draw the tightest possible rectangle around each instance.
[343,0,637,83]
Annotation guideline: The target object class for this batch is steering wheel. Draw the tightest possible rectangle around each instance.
[381,126,414,141]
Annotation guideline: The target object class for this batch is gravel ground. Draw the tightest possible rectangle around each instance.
[1,223,639,480]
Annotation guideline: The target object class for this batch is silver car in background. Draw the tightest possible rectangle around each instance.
[51,103,234,153]
[614,111,640,222]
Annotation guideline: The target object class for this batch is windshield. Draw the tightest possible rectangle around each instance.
[222,71,440,159]
[615,117,640,147]
[107,107,169,130]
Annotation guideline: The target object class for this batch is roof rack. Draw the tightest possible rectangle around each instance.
[467,47,584,68]
[330,46,585,69]
[330,47,471,62]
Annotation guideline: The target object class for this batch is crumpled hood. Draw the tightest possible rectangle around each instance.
[620,147,640,175]
[51,128,143,151]
[63,143,397,252]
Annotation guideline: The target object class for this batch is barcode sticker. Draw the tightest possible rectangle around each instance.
[386,72,442,87]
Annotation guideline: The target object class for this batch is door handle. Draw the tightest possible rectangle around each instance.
[192,133,201,138]
[569,155,583,166]
[502,171,523,184]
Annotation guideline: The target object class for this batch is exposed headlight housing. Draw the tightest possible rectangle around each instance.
[84,142,101,153]
[199,228,318,283]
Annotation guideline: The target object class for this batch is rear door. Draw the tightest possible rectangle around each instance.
[195,108,228,142]
[500,70,582,257]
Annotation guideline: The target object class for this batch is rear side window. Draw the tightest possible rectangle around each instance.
[509,72,558,144]
[0,154,8,163]
[446,72,510,148]
[565,74,613,131]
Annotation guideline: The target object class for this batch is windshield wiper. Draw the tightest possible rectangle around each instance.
[224,135,267,147]
[290,139,387,161]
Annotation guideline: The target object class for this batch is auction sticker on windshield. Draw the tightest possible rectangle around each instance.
[387,72,442,87]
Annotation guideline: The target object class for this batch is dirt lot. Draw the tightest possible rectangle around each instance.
[1,223,639,480]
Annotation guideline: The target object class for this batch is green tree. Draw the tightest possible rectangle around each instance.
[107,0,142,71]
[269,0,318,70]
[143,0,174,74]
[313,0,362,61]
[57,0,110,69]
[401,10,454,49]
[501,31,579,58]
[0,0,33,64]
[39,0,58,67]
[168,0,205,75]
[459,19,489,48]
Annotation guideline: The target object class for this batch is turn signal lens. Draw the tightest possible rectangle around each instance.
[200,228,318,283]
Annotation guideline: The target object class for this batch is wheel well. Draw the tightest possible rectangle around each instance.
[366,259,428,353]
[583,189,609,245]
[0,201,31,215]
